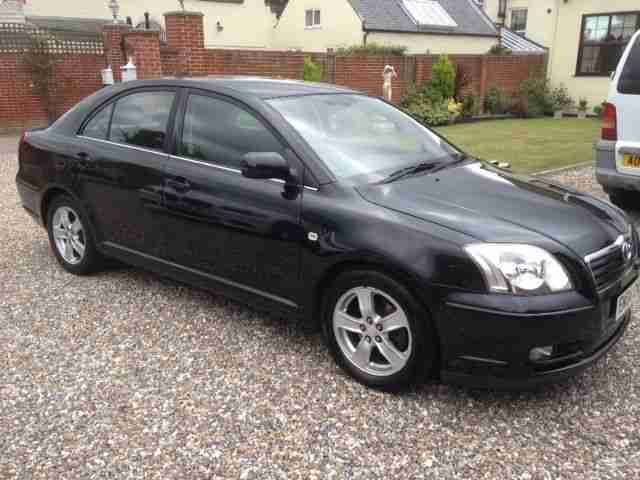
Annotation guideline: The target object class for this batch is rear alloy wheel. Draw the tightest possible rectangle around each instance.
[47,196,103,275]
[323,270,436,390]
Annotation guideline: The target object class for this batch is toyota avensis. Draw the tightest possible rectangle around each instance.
[16,78,638,390]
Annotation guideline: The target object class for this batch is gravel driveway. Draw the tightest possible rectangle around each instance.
[2,135,639,479]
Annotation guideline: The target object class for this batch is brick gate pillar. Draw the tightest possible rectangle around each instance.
[164,11,205,77]
[125,29,162,79]
[103,23,131,82]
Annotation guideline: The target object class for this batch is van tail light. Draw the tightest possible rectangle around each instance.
[602,102,618,141]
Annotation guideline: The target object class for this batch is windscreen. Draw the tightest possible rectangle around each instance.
[268,94,460,181]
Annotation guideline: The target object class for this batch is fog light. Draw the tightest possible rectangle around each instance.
[529,346,553,362]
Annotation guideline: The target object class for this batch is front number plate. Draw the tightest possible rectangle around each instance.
[615,278,637,323]
[623,153,640,168]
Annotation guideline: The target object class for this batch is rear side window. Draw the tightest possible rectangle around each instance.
[619,36,640,95]
[110,91,175,150]
[179,94,283,169]
[83,103,113,140]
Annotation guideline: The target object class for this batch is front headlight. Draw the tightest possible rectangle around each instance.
[464,244,573,295]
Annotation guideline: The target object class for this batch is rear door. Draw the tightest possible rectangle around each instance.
[611,31,640,176]
[76,88,178,258]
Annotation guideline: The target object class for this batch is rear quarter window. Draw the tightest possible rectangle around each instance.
[619,35,640,95]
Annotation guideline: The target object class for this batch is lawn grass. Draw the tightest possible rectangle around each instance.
[434,117,601,174]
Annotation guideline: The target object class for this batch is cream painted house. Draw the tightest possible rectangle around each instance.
[13,0,283,49]
[272,0,499,54]
[484,0,640,109]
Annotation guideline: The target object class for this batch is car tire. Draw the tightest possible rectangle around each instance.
[46,195,104,275]
[609,188,637,211]
[322,269,437,391]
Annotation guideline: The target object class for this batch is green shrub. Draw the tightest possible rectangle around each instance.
[484,86,511,114]
[549,84,574,111]
[431,55,456,100]
[453,63,472,101]
[335,43,407,56]
[578,97,589,111]
[460,95,480,118]
[303,56,323,82]
[405,98,451,127]
[516,74,552,117]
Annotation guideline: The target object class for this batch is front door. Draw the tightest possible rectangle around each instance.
[161,91,304,305]
[76,89,177,259]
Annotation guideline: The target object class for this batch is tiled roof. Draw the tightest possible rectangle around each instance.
[346,0,498,36]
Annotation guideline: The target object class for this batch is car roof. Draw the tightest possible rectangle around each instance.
[145,76,359,99]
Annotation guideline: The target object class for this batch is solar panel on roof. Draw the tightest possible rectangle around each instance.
[402,0,457,28]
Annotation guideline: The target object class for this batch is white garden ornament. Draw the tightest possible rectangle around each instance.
[382,65,398,102]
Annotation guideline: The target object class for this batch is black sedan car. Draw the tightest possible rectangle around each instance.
[16,78,638,390]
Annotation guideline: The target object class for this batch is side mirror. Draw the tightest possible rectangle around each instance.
[241,152,290,180]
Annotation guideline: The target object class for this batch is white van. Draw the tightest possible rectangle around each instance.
[596,29,640,209]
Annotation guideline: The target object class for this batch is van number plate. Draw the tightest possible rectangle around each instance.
[623,153,640,168]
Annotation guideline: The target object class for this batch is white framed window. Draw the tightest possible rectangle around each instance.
[305,9,321,28]
[511,8,528,34]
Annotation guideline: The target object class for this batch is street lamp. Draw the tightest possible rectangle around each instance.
[108,0,120,24]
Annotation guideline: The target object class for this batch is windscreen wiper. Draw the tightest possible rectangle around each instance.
[381,162,438,184]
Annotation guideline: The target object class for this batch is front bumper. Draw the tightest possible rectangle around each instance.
[437,265,637,390]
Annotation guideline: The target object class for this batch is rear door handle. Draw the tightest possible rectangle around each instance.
[167,177,191,192]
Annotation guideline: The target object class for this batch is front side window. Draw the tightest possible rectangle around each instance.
[578,13,640,76]
[82,103,113,140]
[109,91,175,150]
[268,94,459,182]
[305,9,321,28]
[180,94,283,169]
[511,9,527,33]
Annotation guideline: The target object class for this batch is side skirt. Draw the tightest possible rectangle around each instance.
[99,242,302,320]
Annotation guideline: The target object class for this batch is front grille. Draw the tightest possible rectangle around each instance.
[585,235,633,290]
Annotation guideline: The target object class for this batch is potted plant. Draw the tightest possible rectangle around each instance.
[577,98,588,119]
[550,85,574,119]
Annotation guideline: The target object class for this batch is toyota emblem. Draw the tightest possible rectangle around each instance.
[622,241,633,261]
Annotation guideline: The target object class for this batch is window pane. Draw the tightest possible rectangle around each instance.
[83,103,113,140]
[579,45,601,73]
[620,35,640,94]
[305,10,313,27]
[314,9,321,26]
[584,15,610,41]
[180,95,283,169]
[110,91,175,150]
[511,9,527,32]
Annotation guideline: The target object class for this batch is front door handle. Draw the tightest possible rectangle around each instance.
[166,177,192,193]
[76,152,93,170]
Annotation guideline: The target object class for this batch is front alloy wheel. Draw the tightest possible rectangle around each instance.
[323,270,436,390]
[333,286,412,376]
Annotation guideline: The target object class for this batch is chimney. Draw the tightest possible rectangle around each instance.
[0,0,26,24]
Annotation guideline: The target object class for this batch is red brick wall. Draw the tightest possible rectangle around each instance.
[160,46,181,77]
[0,53,104,129]
[202,49,305,79]
[485,54,547,96]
